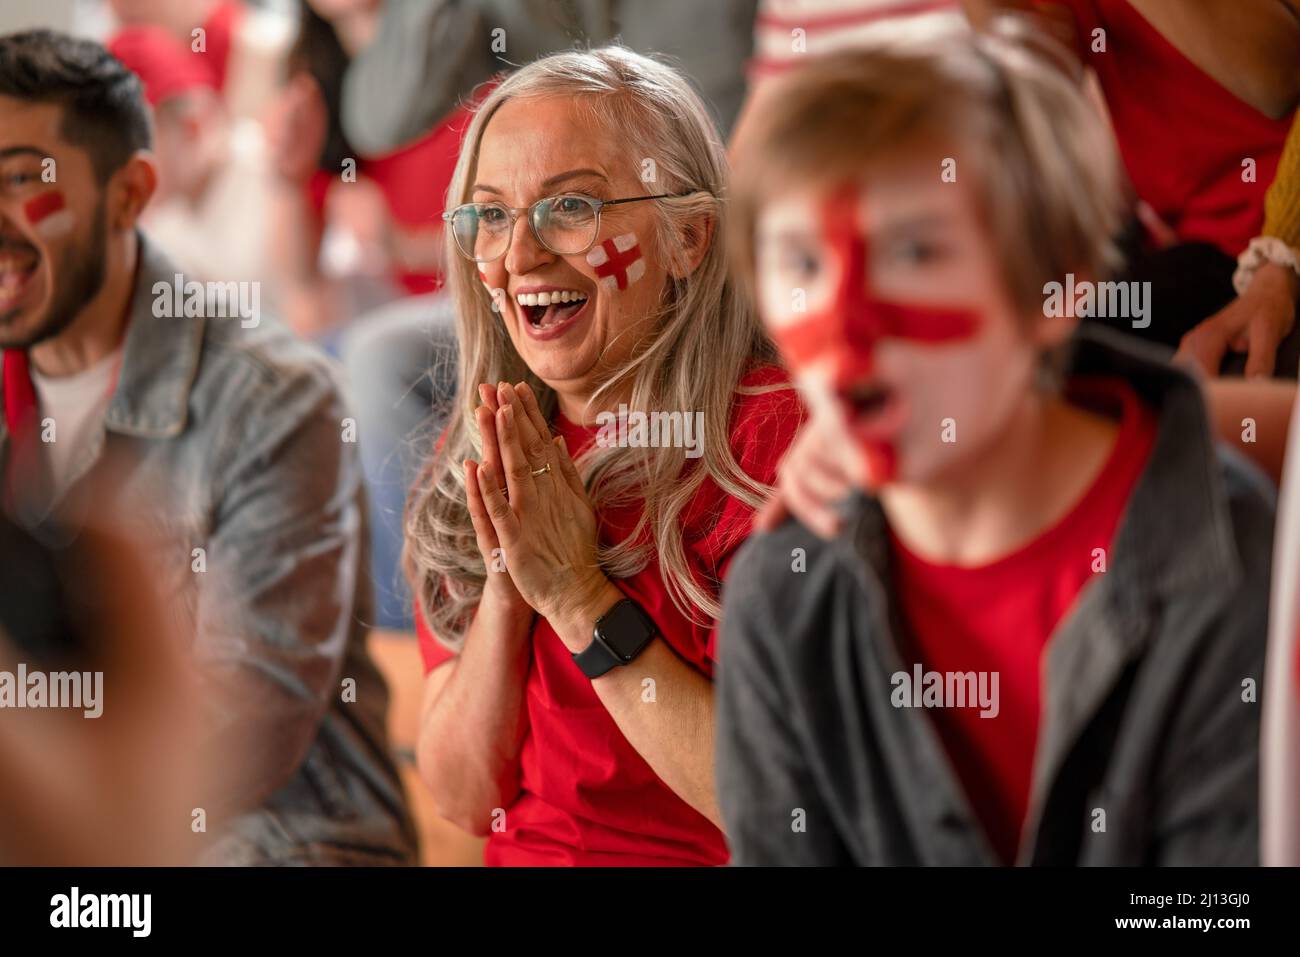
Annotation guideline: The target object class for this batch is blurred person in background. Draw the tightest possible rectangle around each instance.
[106,0,292,119]
[263,0,392,346]
[731,0,972,154]
[729,2,1300,512]
[262,0,477,344]
[339,0,759,157]
[108,24,278,296]
[733,0,1300,376]
[719,24,1272,865]
[0,29,415,864]
[1011,0,1300,374]
[0,513,218,866]
[270,0,486,628]
[1178,110,1300,381]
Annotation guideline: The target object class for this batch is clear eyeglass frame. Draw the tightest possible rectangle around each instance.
[441,192,697,262]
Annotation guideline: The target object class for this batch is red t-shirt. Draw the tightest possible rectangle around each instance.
[889,378,1156,864]
[416,365,804,865]
[1046,0,1291,257]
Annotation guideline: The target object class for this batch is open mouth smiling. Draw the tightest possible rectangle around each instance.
[0,242,39,313]
[514,286,592,340]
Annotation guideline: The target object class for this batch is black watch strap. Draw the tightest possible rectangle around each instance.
[573,598,657,679]
[573,633,622,679]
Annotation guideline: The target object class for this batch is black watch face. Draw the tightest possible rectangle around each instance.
[599,600,655,661]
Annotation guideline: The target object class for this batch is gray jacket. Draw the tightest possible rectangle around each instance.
[340,0,758,154]
[716,329,1274,865]
[0,236,416,865]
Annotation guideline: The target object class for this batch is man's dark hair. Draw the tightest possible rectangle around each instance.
[0,29,152,184]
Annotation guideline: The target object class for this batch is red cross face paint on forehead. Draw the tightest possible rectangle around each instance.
[762,182,982,487]
[769,183,980,388]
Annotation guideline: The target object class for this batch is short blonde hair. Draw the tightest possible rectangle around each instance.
[729,17,1128,319]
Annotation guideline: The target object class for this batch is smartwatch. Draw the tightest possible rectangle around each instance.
[573,598,658,679]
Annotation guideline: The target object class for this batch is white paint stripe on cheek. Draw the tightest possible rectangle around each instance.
[586,244,609,267]
[33,209,75,239]
[611,232,637,254]
[626,259,646,285]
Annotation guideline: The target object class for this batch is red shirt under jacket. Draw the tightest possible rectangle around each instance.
[890,377,1156,864]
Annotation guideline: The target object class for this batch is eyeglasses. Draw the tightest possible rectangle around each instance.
[442,192,693,263]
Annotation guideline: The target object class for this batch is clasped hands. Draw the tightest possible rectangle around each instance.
[463,382,616,638]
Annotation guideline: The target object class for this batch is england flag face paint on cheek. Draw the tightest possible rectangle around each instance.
[586,232,646,291]
[767,183,981,487]
[23,191,74,240]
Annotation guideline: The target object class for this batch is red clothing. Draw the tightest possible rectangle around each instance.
[1,350,37,511]
[1050,0,1291,256]
[416,365,804,865]
[107,25,218,106]
[362,98,481,295]
[1,350,35,435]
[889,378,1156,864]
[201,0,243,92]
[306,95,486,295]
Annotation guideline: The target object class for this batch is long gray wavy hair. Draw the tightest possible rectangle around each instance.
[403,46,780,649]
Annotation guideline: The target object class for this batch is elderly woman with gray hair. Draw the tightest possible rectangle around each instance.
[403,46,802,865]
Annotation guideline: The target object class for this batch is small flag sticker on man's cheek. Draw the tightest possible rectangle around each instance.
[586,232,646,291]
[23,191,74,239]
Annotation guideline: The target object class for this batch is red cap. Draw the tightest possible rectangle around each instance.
[108,25,218,107]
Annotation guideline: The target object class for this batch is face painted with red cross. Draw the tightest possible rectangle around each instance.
[755,161,1046,491]
[472,96,675,403]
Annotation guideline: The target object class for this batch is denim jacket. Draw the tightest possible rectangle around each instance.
[0,236,417,865]
[716,327,1274,865]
